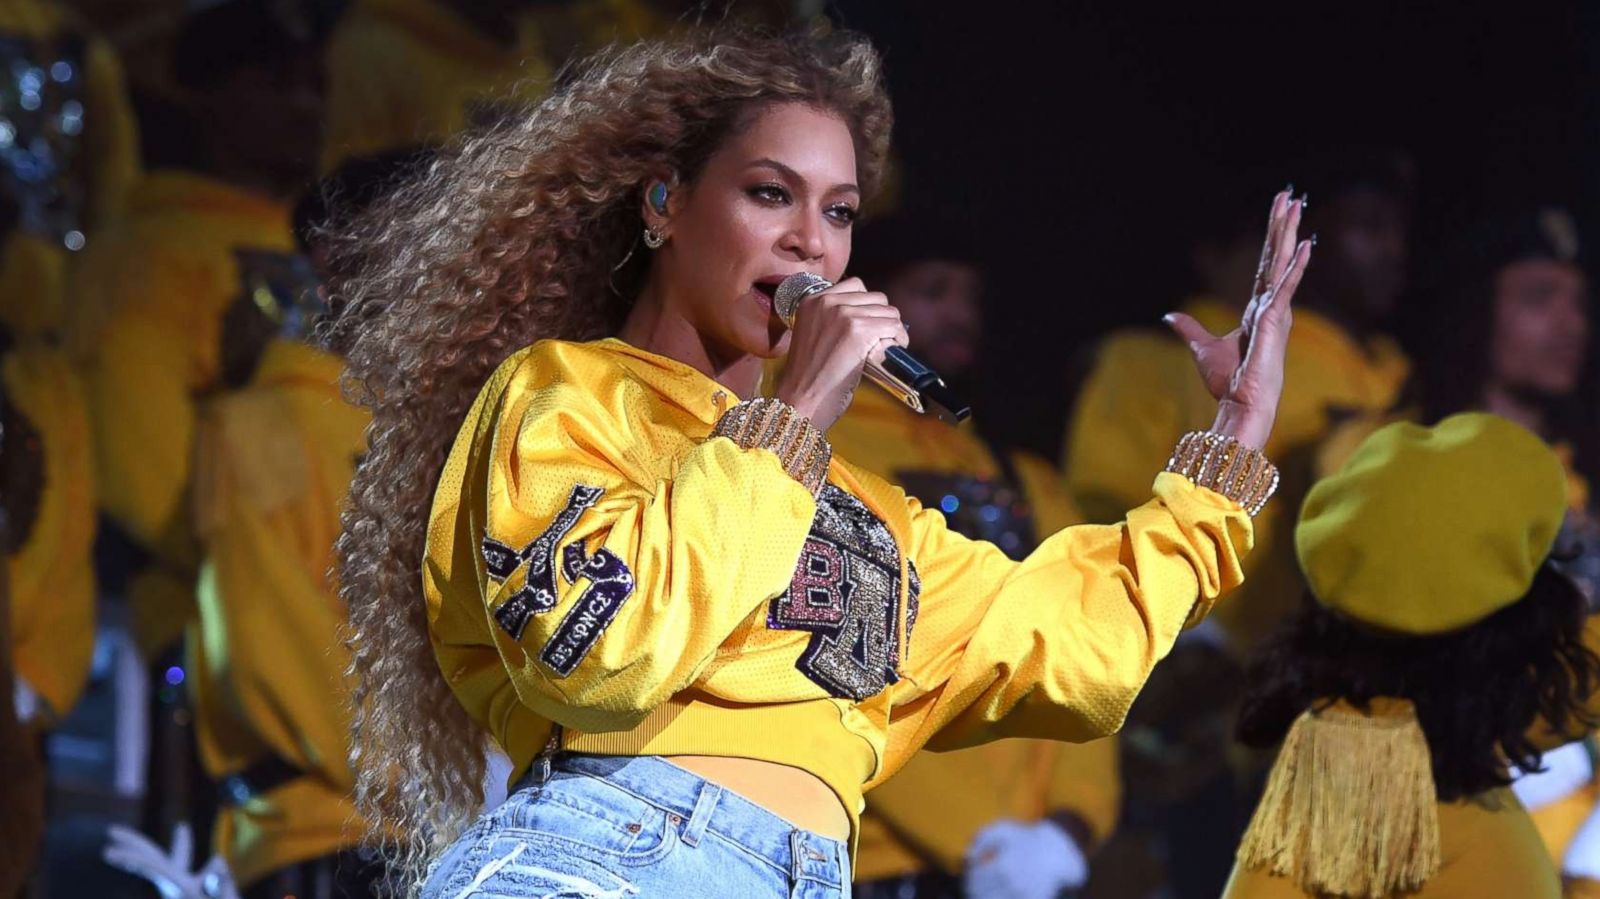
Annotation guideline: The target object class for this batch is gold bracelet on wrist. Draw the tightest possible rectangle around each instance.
[1165,431,1279,516]
[711,397,832,496]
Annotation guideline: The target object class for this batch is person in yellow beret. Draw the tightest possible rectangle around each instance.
[1411,207,1600,865]
[0,0,141,340]
[831,216,1118,899]
[1223,412,1599,899]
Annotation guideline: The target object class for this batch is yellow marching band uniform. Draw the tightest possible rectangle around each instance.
[189,337,369,885]
[830,383,1119,888]
[1221,414,1584,898]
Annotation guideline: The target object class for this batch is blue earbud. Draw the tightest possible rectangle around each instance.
[649,182,669,214]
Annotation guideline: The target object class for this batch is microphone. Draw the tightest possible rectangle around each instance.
[774,272,971,425]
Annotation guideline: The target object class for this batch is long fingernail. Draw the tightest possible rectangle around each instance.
[1285,182,1295,194]
[1310,232,1319,247]
[1299,193,1310,209]
[1162,313,1178,325]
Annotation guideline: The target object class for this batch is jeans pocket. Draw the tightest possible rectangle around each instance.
[508,798,679,867]
[455,835,643,899]
[502,777,681,867]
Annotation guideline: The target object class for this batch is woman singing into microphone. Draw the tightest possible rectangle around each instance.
[331,27,1310,899]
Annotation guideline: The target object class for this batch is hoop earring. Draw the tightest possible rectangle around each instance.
[643,226,665,249]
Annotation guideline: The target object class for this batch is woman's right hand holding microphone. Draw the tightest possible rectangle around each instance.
[774,276,909,433]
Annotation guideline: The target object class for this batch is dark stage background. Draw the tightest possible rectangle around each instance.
[829,0,1600,458]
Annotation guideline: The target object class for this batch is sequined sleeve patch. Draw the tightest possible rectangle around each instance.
[539,543,635,676]
[482,484,605,640]
[767,485,908,700]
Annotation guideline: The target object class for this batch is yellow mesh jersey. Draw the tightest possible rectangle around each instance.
[4,344,95,720]
[1064,296,1408,650]
[425,337,1250,854]
[0,0,140,339]
[828,385,1119,878]
[66,171,292,654]
[1224,788,1558,899]
[188,340,369,886]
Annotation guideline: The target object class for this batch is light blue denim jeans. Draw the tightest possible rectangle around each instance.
[420,754,851,899]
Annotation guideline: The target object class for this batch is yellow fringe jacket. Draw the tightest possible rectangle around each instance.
[425,338,1250,849]
[1224,788,1558,899]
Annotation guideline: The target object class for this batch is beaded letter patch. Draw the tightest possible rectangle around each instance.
[768,486,917,700]
[482,484,605,640]
[539,542,635,676]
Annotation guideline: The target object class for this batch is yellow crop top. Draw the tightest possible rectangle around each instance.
[423,337,1252,845]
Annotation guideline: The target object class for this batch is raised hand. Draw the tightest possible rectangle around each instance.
[1165,189,1312,450]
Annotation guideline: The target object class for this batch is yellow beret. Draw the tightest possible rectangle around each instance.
[1296,413,1568,635]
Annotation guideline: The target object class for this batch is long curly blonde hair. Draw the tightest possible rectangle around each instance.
[329,26,892,894]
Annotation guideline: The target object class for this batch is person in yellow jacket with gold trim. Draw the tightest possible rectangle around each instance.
[326,28,1312,898]
[1222,413,1598,899]
[828,217,1118,899]
[0,0,140,341]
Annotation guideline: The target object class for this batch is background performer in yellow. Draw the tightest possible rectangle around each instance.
[1224,413,1597,899]
[830,215,1117,899]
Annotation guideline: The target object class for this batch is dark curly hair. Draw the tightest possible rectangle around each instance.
[326,23,892,896]
[1237,563,1600,801]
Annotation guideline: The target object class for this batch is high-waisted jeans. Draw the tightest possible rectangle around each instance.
[420,754,851,899]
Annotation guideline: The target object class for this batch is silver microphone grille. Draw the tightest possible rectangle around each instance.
[773,272,833,326]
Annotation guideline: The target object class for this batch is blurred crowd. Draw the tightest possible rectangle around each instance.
[1,1,1598,899]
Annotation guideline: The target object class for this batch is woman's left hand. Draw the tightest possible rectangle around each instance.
[1165,189,1312,450]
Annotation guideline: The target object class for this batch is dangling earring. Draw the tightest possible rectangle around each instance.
[643,226,665,249]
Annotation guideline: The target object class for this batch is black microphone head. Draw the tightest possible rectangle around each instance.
[774,272,832,326]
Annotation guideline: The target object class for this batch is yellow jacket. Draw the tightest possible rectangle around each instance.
[829,385,1118,878]
[188,340,369,886]
[67,171,293,653]
[1224,788,1558,899]
[4,344,96,722]
[425,337,1250,850]
[0,0,140,339]
[1064,296,1408,649]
